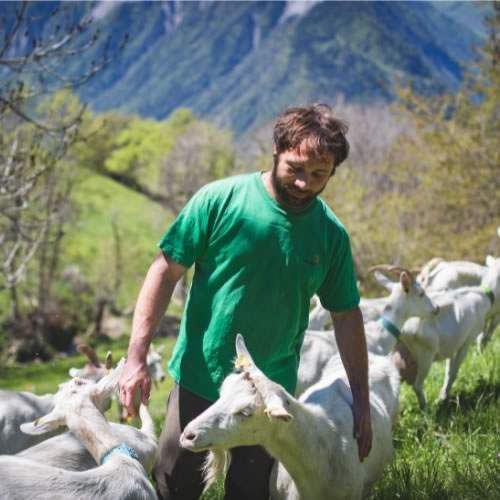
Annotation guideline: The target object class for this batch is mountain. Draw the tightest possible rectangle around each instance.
[0,1,490,137]
[432,1,490,38]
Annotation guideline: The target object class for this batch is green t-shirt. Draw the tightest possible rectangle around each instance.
[158,172,359,401]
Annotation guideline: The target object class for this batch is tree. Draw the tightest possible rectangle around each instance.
[321,4,499,291]
[159,118,235,214]
[0,1,127,361]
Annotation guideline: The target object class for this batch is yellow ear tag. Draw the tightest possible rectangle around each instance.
[125,416,132,423]
[234,354,251,370]
[264,406,281,418]
[33,418,40,426]
[105,370,111,375]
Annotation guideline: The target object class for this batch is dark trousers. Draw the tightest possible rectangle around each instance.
[152,382,274,500]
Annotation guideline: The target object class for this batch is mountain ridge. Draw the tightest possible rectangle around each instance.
[0,1,489,136]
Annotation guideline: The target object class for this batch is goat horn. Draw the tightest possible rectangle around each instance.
[105,351,113,370]
[77,344,100,366]
[367,265,415,282]
[367,264,394,274]
[418,257,443,288]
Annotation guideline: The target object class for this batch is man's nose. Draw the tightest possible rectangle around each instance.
[294,173,309,190]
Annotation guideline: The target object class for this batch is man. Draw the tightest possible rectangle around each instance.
[119,104,372,500]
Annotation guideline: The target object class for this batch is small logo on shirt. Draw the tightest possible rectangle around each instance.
[303,255,320,266]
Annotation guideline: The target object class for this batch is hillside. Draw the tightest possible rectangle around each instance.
[84,0,482,136]
[0,0,487,137]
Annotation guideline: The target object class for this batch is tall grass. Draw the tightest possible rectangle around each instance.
[1,329,499,499]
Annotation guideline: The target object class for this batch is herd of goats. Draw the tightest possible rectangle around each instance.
[0,228,499,499]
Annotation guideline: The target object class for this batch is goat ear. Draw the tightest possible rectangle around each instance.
[374,271,395,292]
[20,411,64,435]
[92,358,126,400]
[264,395,293,423]
[235,334,255,369]
[486,255,494,267]
[69,367,80,378]
[400,272,411,293]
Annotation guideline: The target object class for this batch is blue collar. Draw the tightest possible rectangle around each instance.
[378,317,401,339]
[100,444,140,465]
[481,285,495,306]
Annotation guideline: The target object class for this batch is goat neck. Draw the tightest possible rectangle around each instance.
[66,400,123,465]
[267,396,340,499]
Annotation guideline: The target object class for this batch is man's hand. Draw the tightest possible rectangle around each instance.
[331,306,373,462]
[352,400,372,462]
[119,358,152,418]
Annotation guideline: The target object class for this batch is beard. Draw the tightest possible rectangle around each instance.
[271,159,322,209]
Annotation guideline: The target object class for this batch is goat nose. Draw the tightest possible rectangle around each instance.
[183,430,196,441]
[160,376,165,382]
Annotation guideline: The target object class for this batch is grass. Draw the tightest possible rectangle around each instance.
[1,329,499,499]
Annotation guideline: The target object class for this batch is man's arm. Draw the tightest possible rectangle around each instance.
[331,306,372,462]
[119,251,187,416]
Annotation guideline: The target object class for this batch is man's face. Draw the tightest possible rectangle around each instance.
[271,140,335,210]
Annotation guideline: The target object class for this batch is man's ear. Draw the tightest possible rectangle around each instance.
[20,411,64,435]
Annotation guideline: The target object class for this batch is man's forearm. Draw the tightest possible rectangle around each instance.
[128,252,186,363]
[331,307,370,406]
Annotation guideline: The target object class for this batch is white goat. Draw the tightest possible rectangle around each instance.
[0,359,157,500]
[363,266,439,357]
[399,257,500,409]
[296,329,338,397]
[417,253,500,350]
[296,267,438,397]
[417,257,487,290]
[17,403,157,474]
[0,345,113,455]
[181,334,400,500]
[147,343,166,389]
[307,295,332,330]
[0,391,56,454]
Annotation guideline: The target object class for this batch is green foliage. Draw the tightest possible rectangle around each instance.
[63,169,172,309]
[322,4,499,292]
[372,326,500,499]
[73,111,131,174]
[104,117,174,180]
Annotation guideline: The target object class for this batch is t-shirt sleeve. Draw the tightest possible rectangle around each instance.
[157,187,211,268]
[316,228,360,312]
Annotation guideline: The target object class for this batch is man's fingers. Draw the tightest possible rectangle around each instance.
[358,421,373,461]
[141,378,152,406]
[120,386,137,417]
[353,414,372,462]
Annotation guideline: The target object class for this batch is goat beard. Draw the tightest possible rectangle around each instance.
[202,450,231,493]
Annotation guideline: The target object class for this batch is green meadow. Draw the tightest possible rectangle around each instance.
[1,327,499,499]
